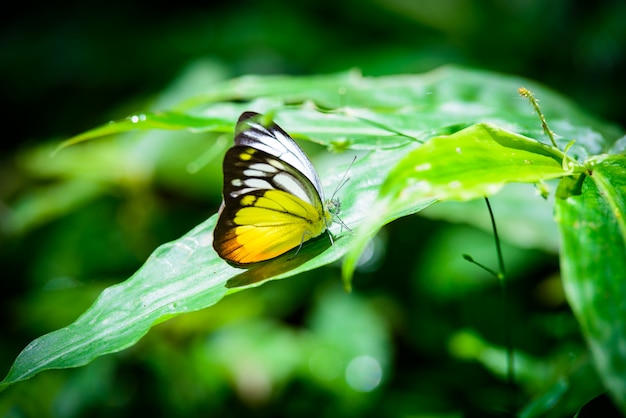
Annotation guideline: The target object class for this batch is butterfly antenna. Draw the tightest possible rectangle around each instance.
[330,156,357,202]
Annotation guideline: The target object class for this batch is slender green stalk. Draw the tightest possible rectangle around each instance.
[518,87,558,148]
[484,198,505,279]
[463,197,515,414]
[485,197,515,414]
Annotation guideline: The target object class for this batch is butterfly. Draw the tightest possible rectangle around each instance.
[213,111,341,265]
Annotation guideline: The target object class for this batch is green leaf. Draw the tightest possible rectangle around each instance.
[57,67,626,156]
[2,212,357,387]
[192,67,622,157]
[555,153,626,412]
[380,123,573,201]
[55,112,234,151]
[342,123,573,287]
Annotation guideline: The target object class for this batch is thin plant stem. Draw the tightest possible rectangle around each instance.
[463,198,515,415]
[518,87,558,148]
[484,197,515,413]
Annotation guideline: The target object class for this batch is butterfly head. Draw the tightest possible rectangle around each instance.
[326,197,341,217]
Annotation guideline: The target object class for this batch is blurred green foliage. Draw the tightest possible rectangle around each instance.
[1,0,625,417]
[2,0,625,144]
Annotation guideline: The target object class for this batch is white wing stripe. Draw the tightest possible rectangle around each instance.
[249,162,279,173]
[243,178,273,190]
[273,172,312,204]
[238,118,324,198]
[243,169,267,177]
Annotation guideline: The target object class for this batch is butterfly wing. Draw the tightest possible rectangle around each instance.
[234,112,325,200]
[213,114,331,265]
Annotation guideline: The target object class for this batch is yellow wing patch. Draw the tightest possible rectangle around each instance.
[215,190,331,265]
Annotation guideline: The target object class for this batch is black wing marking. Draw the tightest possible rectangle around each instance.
[234,112,325,200]
[221,146,321,208]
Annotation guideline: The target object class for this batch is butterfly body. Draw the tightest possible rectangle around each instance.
[213,112,333,265]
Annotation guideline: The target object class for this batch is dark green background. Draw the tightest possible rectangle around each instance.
[1,0,625,416]
[3,0,625,147]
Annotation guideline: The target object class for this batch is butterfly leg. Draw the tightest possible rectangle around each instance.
[288,230,314,260]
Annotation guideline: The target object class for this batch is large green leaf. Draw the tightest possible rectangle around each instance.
[57,67,624,155]
[380,123,573,201]
[556,153,626,410]
[341,123,574,286]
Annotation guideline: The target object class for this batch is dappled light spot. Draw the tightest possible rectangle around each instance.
[345,355,382,392]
